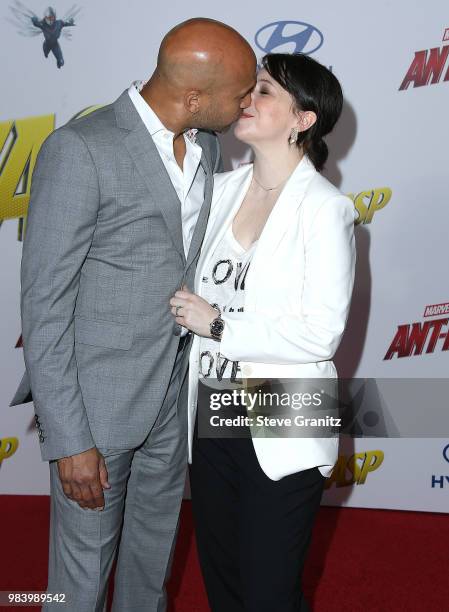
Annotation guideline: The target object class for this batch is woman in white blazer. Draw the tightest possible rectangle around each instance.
[170,53,356,612]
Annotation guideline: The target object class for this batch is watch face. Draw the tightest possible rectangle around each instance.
[211,318,224,337]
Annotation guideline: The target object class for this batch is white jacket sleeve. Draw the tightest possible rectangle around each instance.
[219,195,356,364]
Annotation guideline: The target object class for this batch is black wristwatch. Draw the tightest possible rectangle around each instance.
[210,314,225,341]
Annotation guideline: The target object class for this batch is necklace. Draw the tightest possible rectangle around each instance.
[252,174,289,192]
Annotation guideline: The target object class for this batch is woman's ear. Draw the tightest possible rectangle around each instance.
[297,110,317,133]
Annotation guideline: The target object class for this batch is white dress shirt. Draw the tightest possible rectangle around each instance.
[128,81,207,337]
[128,81,205,259]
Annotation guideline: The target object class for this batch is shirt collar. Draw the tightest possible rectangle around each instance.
[128,80,198,144]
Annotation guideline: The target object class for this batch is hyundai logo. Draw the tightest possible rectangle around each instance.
[255,21,324,55]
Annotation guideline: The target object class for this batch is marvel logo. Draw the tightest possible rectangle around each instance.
[423,302,449,317]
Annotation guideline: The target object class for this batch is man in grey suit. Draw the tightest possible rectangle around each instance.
[10,18,256,611]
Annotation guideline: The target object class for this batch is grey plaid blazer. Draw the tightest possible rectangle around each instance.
[10,89,221,461]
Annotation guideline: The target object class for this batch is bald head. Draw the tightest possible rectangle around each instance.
[156,18,255,91]
[141,18,257,133]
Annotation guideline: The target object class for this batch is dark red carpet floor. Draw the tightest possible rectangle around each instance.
[1,496,448,611]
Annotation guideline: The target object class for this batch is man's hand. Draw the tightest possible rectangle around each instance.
[57,447,111,510]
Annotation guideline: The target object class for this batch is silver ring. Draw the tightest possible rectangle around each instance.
[175,305,182,316]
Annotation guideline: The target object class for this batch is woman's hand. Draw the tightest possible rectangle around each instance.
[169,285,219,338]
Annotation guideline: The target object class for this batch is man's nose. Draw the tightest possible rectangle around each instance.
[240,94,252,109]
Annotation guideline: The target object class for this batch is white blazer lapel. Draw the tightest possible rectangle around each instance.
[195,165,253,293]
[195,156,317,294]
[250,155,317,272]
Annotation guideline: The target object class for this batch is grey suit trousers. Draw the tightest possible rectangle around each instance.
[43,341,188,612]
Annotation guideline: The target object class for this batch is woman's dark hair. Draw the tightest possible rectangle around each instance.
[261,53,343,171]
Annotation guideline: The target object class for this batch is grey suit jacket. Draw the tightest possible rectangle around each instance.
[10,89,221,461]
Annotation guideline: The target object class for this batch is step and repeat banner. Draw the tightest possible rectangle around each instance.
[1,1,448,512]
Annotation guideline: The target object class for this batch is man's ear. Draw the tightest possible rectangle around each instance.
[185,91,201,115]
[297,110,317,133]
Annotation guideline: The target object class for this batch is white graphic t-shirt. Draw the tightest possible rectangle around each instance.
[199,223,258,382]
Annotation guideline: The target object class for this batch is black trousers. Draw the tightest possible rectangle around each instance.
[190,419,325,612]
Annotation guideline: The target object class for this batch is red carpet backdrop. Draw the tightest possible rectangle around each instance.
[1,1,448,513]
